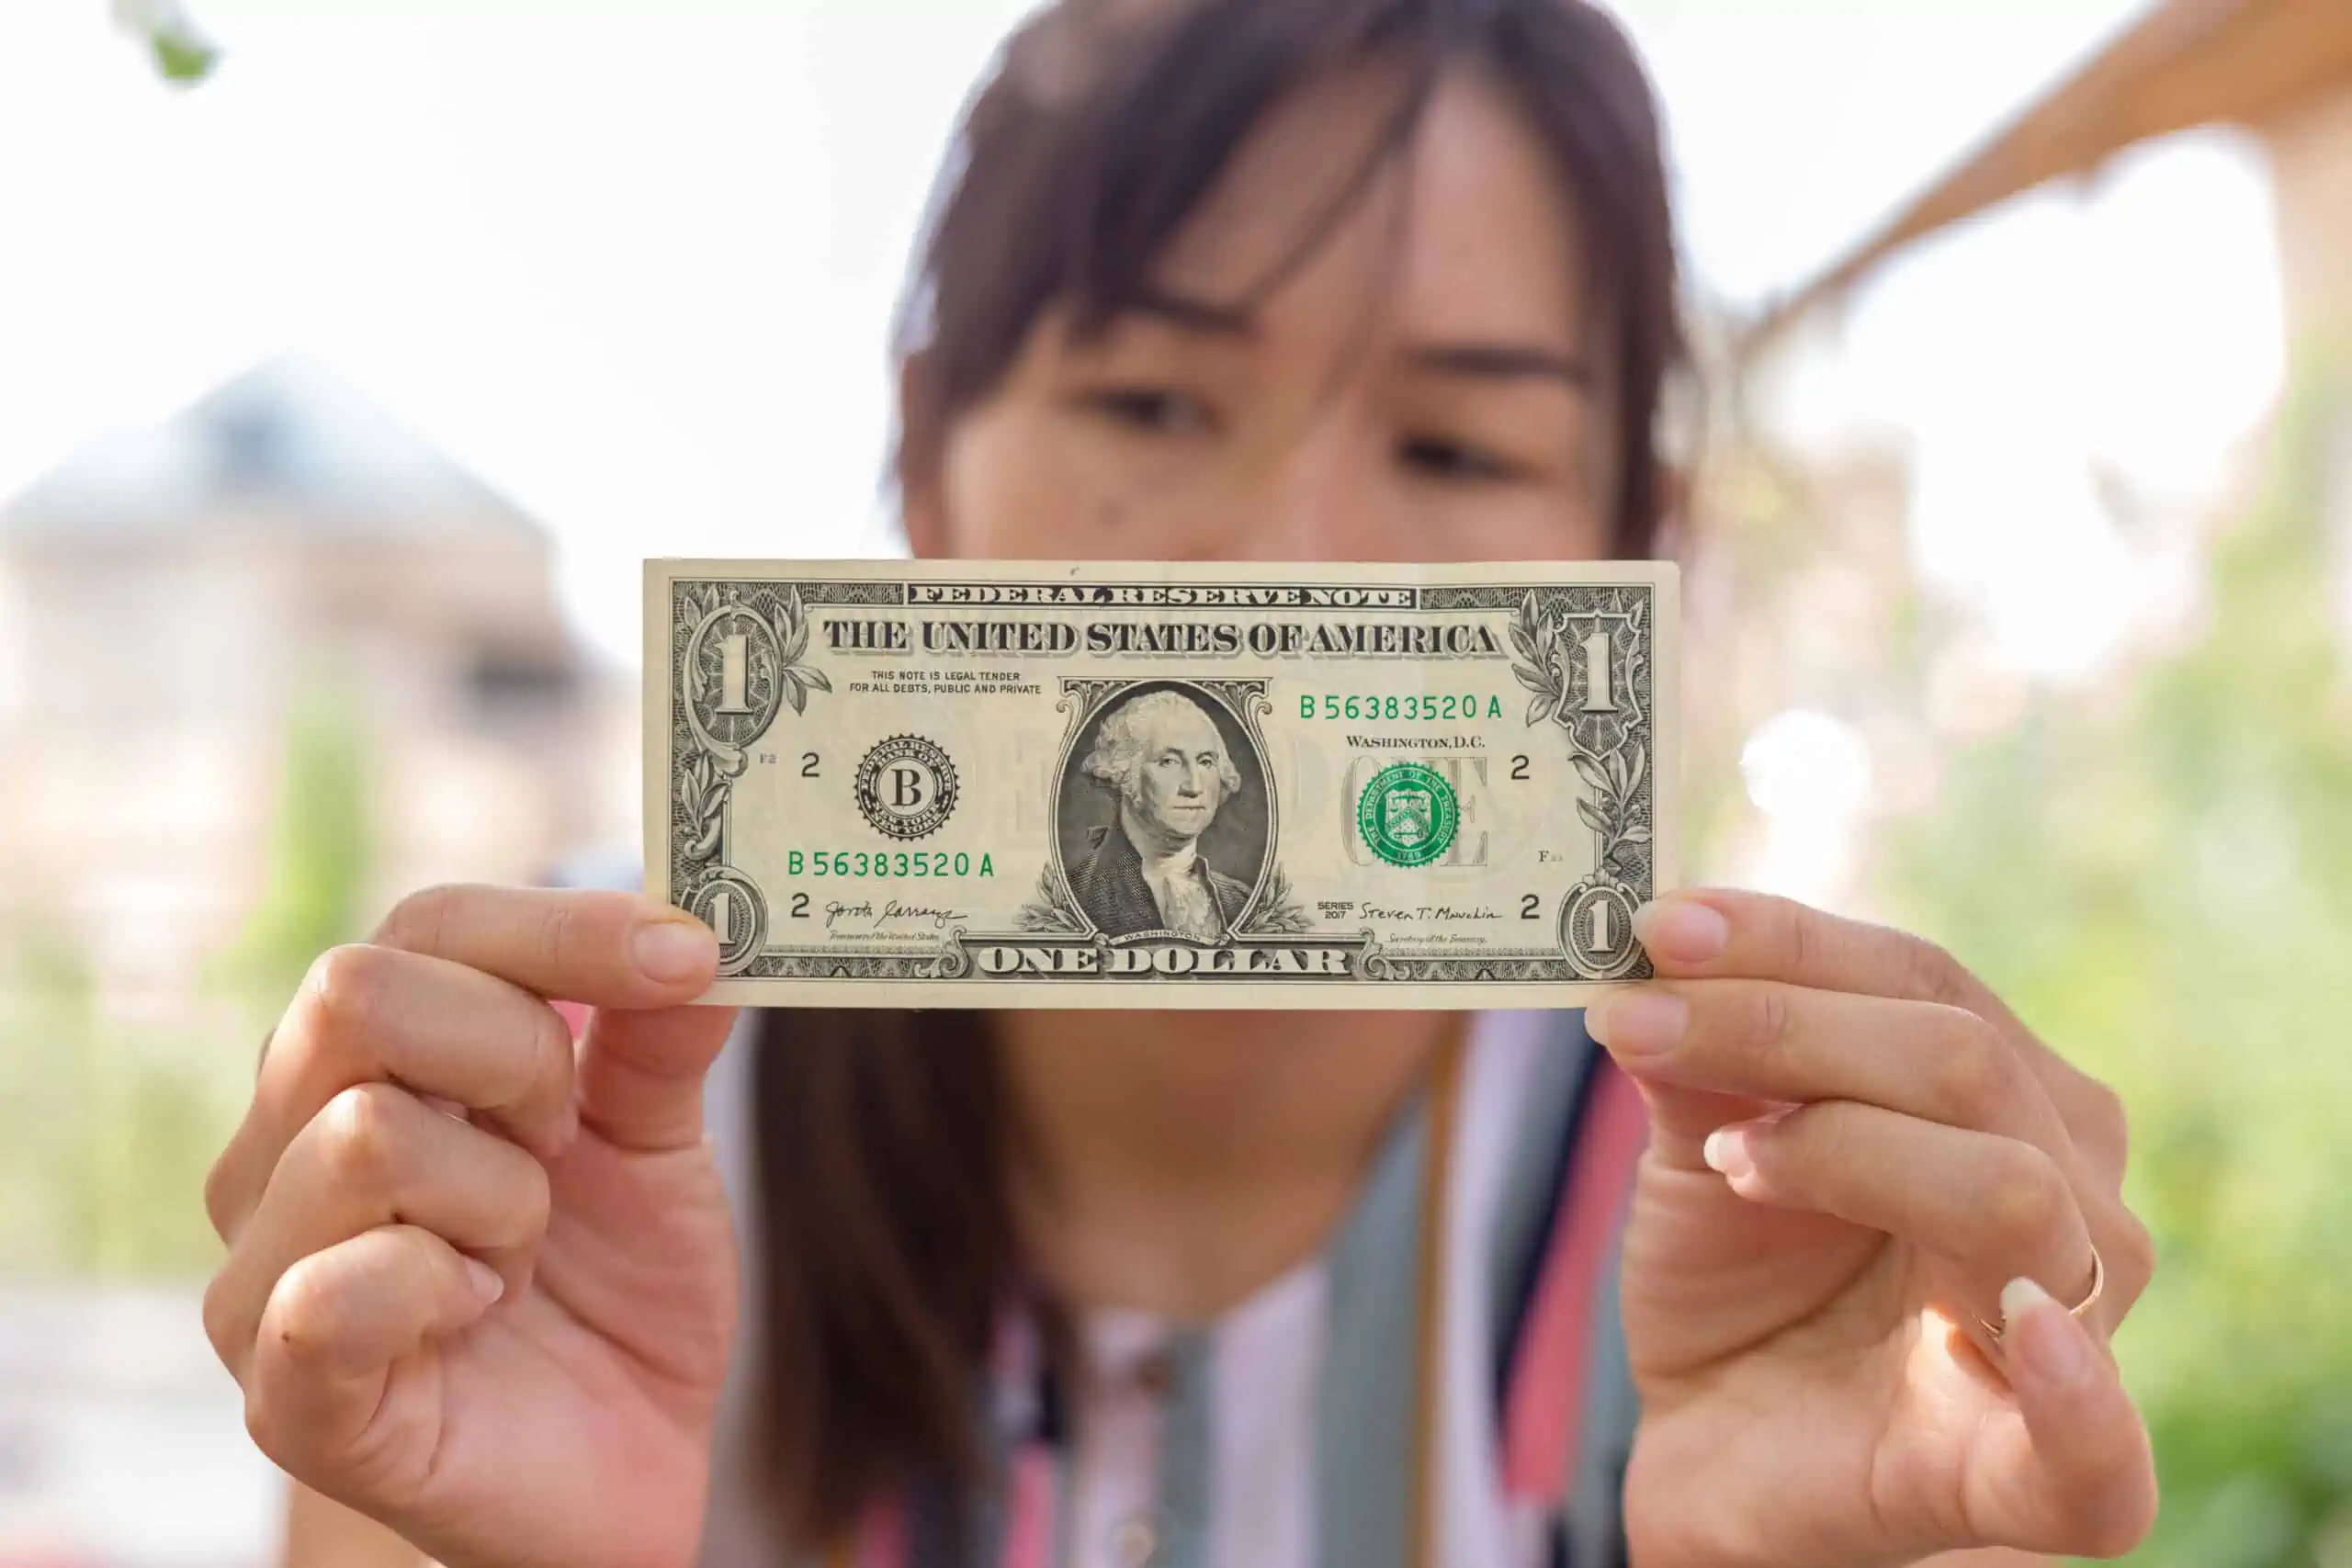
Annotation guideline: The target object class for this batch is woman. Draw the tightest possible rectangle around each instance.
[203,2,2158,1565]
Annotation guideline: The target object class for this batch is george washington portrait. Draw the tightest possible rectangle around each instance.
[1060,686,1267,941]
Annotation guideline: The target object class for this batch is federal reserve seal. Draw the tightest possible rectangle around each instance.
[855,735,959,840]
[1356,761,1459,869]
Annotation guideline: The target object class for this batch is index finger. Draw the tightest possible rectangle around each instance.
[1634,889,2003,1017]
[373,885,718,1009]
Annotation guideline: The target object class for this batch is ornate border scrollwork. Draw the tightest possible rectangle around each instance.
[670,581,834,971]
[1508,587,1657,981]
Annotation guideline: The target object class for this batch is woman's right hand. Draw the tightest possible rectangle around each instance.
[202,886,741,1568]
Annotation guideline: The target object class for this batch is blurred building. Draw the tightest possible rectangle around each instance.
[0,353,637,1011]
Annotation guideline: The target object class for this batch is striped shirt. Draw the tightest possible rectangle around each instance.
[694,1009,1645,1568]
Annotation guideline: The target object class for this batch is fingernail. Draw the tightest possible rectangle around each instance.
[1702,1125,1757,1182]
[2001,1276,2093,1385]
[463,1257,506,1308]
[633,918,715,985]
[1585,989,1688,1056]
[1633,898,1730,963]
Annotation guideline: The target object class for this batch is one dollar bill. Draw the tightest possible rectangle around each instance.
[646,559,1679,1009]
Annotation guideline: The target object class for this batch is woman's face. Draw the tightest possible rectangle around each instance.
[905,65,1616,567]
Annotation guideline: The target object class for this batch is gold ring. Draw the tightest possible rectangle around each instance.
[1979,1244,2105,1345]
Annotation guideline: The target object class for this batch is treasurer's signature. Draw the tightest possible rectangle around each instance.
[826,898,970,932]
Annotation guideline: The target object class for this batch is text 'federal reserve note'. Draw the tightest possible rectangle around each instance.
[647,560,1679,1009]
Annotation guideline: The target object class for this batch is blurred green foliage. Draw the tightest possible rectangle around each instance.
[214,682,373,1003]
[0,932,240,1277]
[1879,362,2352,1566]
[0,683,370,1279]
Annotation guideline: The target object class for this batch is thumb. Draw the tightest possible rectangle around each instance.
[575,1003,741,1153]
[1996,1276,2158,1558]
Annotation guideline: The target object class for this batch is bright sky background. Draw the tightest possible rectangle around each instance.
[0,0,2288,673]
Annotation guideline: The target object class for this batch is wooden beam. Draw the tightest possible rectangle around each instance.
[1743,0,2352,356]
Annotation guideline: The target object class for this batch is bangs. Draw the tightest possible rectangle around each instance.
[898,0,1441,389]
[1053,0,1444,330]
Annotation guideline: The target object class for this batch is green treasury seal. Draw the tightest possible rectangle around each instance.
[1357,761,1460,869]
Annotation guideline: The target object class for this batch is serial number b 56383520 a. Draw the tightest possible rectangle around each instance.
[786,850,998,880]
[1299,693,1504,722]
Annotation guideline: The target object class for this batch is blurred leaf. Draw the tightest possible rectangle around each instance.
[112,0,219,86]
[149,30,217,84]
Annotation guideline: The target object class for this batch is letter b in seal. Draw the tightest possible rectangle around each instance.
[856,735,959,841]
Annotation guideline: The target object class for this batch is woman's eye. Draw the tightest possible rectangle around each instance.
[1398,434,1521,483]
[1081,386,1214,436]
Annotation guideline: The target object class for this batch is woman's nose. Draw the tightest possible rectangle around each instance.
[1184,415,1416,564]
[1250,428,1383,563]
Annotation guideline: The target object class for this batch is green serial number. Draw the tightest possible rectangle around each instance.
[1301,694,1504,721]
[786,850,995,879]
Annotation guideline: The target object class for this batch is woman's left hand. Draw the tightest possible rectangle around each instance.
[1589,889,2157,1568]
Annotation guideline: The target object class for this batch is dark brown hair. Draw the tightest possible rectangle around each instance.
[757,0,1683,1548]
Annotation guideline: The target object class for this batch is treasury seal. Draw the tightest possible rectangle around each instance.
[855,735,959,841]
[1356,761,1458,869]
